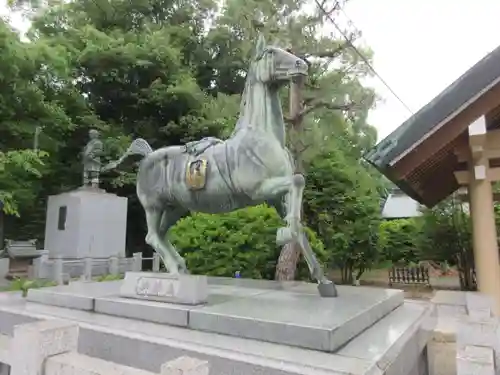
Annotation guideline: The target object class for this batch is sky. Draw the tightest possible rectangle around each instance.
[344,0,500,140]
[2,0,500,141]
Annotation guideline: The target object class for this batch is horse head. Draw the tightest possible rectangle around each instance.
[233,35,309,142]
[248,34,309,85]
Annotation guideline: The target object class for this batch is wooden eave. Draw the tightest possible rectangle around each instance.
[392,83,500,206]
[364,45,500,207]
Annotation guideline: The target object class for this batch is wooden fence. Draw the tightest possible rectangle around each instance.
[388,266,430,286]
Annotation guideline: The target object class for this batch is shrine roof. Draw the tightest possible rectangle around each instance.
[364,45,500,207]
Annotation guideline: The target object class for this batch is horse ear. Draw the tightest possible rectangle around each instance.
[254,33,266,59]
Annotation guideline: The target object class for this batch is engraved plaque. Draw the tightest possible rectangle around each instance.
[120,272,208,305]
[135,277,178,297]
[57,206,67,230]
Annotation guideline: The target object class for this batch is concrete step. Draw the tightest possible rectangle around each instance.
[0,279,431,375]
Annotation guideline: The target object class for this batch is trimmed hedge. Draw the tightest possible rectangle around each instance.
[170,204,326,280]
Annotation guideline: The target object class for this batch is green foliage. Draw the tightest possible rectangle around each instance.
[304,146,381,283]
[0,150,48,215]
[1,0,385,283]
[0,19,73,217]
[94,274,124,282]
[378,219,420,265]
[6,277,57,297]
[2,274,125,297]
[170,205,326,280]
[409,196,475,290]
[417,199,471,264]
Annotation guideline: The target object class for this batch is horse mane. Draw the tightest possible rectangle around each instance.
[231,66,253,137]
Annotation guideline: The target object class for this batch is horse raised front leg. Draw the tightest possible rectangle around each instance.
[268,176,338,298]
[144,208,181,274]
[277,174,305,243]
[252,174,302,242]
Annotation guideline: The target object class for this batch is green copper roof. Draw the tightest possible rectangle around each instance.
[364,44,500,203]
[365,44,500,170]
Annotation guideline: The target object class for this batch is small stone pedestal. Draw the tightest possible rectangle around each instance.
[44,188,128,259]
[120,272,209,305]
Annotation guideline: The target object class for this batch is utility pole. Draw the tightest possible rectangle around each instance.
[275,68,305,281]
[34,126,42,151]
[0,201,3,251]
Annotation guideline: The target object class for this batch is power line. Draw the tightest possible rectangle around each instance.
[314,0,414,115]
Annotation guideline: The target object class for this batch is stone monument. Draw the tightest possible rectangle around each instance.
[44,129,128,259]
[104,34,337,297]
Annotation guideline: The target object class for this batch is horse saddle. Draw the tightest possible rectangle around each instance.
[186,158,208,190]
[184,137,222,156]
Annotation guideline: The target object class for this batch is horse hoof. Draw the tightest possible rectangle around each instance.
[276,227,293,246]
[317,281,338,298]
[177,262,190,275]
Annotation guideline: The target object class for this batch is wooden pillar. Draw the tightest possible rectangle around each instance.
[467,116,500,315]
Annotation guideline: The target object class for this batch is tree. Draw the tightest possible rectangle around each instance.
[2,0,384,284]
[417,196,475,290]
[0,15,113,241]
[3,0,233,250]
[0,19,79,214]
[200,0,380,280]
[378,219,420,265]
[303,141,381,284]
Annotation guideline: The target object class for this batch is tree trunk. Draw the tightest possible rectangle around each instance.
[275,74,304,281]
[275,242,301,280]
[0,209,4,250]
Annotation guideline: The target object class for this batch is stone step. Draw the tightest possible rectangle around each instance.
[0,290,430,375]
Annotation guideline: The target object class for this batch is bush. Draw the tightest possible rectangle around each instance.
[170,204,326,280]
[378,219,420,265]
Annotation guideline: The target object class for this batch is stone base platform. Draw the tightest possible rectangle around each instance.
[0,277,433,375]
[27,275,403,352]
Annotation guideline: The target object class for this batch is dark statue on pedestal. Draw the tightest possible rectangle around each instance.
[82,129,103,189]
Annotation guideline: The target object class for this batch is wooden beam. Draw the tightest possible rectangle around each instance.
[454,170,470,185]
[454,128,500,162]
[457,191,500,202]
[454,167,500,185]
[469,116,487,161]
[455,146,500,163]
[393,81,500,179]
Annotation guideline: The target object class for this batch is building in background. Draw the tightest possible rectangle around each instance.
[381,188,423,220]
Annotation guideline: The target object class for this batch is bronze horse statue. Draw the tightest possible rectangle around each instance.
[104,35,337,297]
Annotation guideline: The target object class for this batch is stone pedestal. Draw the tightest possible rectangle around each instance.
[120,272,208,305]
[15,278,431,375]
[44,188,128,259]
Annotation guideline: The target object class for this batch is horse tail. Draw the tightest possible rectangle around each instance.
[102,138,154,171]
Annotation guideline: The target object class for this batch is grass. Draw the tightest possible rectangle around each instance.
[93,274,124,282]
[0,273,125,297]
[1,278,58,297]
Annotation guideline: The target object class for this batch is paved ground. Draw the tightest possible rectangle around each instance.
[328,268,461,301]
[0,278,10,289]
